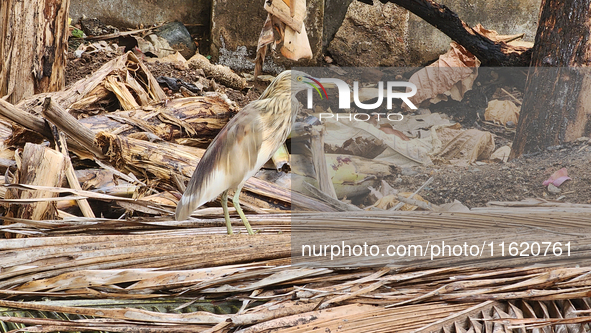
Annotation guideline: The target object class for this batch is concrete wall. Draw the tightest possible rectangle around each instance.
[210,0,324,73]
[69,0,210,30]
[70,0,541,68]
[407,0,541,64]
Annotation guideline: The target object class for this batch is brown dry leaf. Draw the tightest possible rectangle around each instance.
[264,0,305,32]
[201,268,331,293]
[473,23,534,49]
[408,42,480,107]
[485,99,520,125]
[0,299,227,325]
[278,0,311,61]
[379,124,410,141]
[473,23,524,43]
[16,266,263,292]
[434,128,495,164]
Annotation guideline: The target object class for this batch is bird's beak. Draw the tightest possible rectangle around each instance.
[302,76,338,89]
[303,76,329,99]
[317,82,338,88]
[303,76,318,85]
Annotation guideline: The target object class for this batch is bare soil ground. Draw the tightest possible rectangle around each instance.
[66,51,117,86]
[65,52,591,209]
[403,141,591,208]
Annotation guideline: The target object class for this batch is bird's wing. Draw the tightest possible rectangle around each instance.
[175,104,263,220]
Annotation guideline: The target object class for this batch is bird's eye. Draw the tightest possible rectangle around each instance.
[296,76,303,81]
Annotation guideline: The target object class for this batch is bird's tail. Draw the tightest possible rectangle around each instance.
[175,166,229,221]
[175,193,197,221]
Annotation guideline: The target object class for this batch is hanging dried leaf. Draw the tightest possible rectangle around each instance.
[408,42,481,107]
[254,14,285,78]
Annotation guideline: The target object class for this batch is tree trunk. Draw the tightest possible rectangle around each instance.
[511,0,591,158]
[0,0,70,104]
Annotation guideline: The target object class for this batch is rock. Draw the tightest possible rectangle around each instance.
[546,145,563,151]
[154,22,196,60]
[136,35,175,59]
[416,108,431,115]
[547,183,561,194]
[79,17,118,37]
[327,0,408,67]
[401,168,418,176]
[491,145,511,163]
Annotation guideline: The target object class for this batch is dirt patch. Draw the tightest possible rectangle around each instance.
[225,80,268,107]
[397,140,591,208]
[66,51,119,87]
[143,62,204,87]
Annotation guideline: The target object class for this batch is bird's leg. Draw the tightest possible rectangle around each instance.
[221,190,233,235]
[232,186,254,235]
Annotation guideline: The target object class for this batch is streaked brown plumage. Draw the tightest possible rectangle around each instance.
[175,70,314,234]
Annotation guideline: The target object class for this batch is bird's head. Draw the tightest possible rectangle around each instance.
[260,70,321,99]
[290,70,320,93]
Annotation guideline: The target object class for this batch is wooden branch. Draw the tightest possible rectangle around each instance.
[82,24,164,41]
[270,144,290,172]
[42,97,105,159]
[0,98,93,158]
[396,193,433,211]
[391,176,433,211]
[52,127,96,218]
[363,0,532,66]
[0,99,52,137]
[187,53,247,90]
